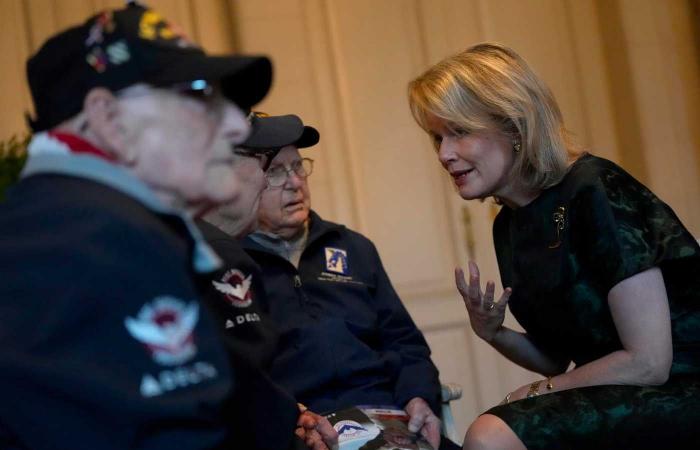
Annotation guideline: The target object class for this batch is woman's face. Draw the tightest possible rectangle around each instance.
[425,114,518,203]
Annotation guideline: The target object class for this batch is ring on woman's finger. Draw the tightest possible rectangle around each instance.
[486,302,495,310]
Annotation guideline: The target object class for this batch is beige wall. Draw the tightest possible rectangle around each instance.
[2,0,698,232]
[2,0,699,439]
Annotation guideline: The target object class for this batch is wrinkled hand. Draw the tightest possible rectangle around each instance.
[455,261,511,343]
[296,407,339,450]
[405,397,441,449]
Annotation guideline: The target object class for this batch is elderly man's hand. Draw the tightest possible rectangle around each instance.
[405,397,441,449]
[296,406,339,450]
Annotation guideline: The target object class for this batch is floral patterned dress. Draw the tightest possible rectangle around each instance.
[486,154,700,449]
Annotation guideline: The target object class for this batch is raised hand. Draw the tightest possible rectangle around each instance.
[455,261,511,343]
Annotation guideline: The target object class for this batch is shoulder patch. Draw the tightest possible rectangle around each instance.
[124,296,198,366]
[212,268,253,308]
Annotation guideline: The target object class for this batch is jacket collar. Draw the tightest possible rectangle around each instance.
[22,132,222,274]
[242,210,344,256]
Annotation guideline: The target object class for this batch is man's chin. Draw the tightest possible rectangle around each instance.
[283,209,309,226]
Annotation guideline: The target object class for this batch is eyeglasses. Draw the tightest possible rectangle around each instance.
[118,79,225,115]
[265,158,314,187]
[170,79,228,114]
[118,79,216,99]
[233,146,280,172]
[170,79,215,97]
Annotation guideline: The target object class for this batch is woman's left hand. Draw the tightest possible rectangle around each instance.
[455,261,511,343]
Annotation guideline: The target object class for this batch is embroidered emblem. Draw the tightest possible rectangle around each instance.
[325,247,348,274]
[138,361,218,398]
[212,269,253,308]
[124,296,199,366]
[138,9,196,48]
[86,47,108,72]
[85,11,115,46]
[334,420,373,440]
[224,313,261,330]
[549,206,566,249]
[106,39,131,65]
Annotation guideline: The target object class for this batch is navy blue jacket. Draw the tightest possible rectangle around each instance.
[0,142,235,449]
[242,211,441,414]
[197,219,280,369]
[196,219,300,450]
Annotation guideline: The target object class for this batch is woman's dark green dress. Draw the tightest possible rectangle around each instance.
[486,154,700,449]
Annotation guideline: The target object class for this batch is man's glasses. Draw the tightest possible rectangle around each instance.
[233,146,280,172]
[265,158,314,188]
[119,79,217,99]
[117,79,225,117]
[171,79,215,96]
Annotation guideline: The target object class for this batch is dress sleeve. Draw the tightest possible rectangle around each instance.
[572,162,699,295]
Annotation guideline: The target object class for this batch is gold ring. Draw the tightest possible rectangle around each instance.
[487,303,495,310]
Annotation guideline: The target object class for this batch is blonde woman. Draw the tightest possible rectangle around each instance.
[408,43,700,449]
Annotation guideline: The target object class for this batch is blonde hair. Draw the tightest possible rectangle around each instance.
[408,42,578,191]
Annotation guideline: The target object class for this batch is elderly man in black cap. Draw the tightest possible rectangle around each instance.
[233,114,460,450]
[197,113,338,450]
[0,3,277,449]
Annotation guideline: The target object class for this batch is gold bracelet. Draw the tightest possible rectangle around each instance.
[526,380,542,398]
[501,392,512,405]
[527,377,554,399]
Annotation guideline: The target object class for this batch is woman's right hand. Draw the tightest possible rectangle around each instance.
[455,261,511,343]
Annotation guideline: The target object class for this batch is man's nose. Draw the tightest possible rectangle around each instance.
[284,170,304,189]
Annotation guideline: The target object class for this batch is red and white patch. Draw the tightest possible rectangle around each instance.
[124,296,199,366]
[212,268,253,308]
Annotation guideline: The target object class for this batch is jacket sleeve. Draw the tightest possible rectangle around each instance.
[368,241,442,414]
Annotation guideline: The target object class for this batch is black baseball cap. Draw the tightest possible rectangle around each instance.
[26,2,273,132]
[242,112,320,150]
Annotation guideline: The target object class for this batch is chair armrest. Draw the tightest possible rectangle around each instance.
[440,382,463,444]
[441,382,463,403]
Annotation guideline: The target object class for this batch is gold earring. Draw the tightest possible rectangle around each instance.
[513,140,521,153]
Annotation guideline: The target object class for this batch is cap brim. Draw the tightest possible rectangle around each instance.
[155,54,273,110]
[243,114,305,148]
[296,126,320,149]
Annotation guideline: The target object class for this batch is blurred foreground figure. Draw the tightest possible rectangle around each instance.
[0,3,272,449]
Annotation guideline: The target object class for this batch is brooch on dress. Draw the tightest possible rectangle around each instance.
[548,206,566,249]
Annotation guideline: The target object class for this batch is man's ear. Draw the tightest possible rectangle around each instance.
[83,87,133,162]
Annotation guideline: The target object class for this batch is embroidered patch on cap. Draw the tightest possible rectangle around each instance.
[212,268,253,308]
[325,247,348,275]
[138,9,196,48]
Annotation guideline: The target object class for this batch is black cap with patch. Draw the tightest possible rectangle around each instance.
[26,2,272,132]
[242,112,320,150]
